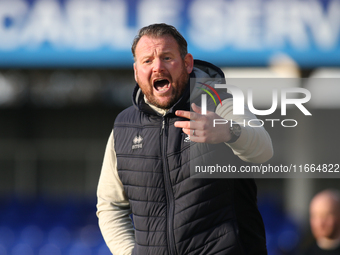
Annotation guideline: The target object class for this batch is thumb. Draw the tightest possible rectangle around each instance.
[191,103,202,114]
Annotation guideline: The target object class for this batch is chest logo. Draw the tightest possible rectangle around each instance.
[132,135,143,150]
[184,135,191,143]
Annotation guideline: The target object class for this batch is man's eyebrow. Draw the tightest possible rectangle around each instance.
[138,54,153,61]
[141,54,152,59]
[139,51,174,60]
[161,51,175,55]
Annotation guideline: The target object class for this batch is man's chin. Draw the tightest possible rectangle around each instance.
[147,96,176,110]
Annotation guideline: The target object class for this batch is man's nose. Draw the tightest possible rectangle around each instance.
[152,58,165,73]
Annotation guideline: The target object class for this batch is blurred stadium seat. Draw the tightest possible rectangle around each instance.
[0,198,106,255]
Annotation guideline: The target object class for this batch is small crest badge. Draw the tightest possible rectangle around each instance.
[132,135,143,150]
[184,135,191,143]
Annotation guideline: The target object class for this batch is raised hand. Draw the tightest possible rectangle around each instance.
[174,103,231,144]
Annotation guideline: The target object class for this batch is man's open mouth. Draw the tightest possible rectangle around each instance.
[153,79,170,92]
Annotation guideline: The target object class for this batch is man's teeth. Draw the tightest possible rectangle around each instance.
[158,85,169,92]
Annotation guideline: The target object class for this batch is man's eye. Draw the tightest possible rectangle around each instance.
[164,57,171,61]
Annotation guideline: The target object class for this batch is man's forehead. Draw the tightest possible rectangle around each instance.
[135,35,180,56]
[311,195,339,213]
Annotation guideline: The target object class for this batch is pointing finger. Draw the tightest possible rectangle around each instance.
[175,110,200,121]
[174,120,191,129]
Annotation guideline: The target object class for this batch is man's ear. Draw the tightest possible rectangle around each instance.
[184,53,194,74]
[133,63,138,82]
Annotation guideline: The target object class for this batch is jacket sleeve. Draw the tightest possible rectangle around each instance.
[215,98,273,163]
[96,131,135,255]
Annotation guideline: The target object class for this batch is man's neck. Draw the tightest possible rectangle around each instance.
[144,96,169,116]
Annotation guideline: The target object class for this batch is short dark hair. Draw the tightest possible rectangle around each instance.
[131,23,188,61]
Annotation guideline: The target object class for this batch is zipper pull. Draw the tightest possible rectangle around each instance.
[160,119,165,135]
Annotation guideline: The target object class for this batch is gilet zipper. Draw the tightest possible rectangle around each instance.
[160,117,177,255]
